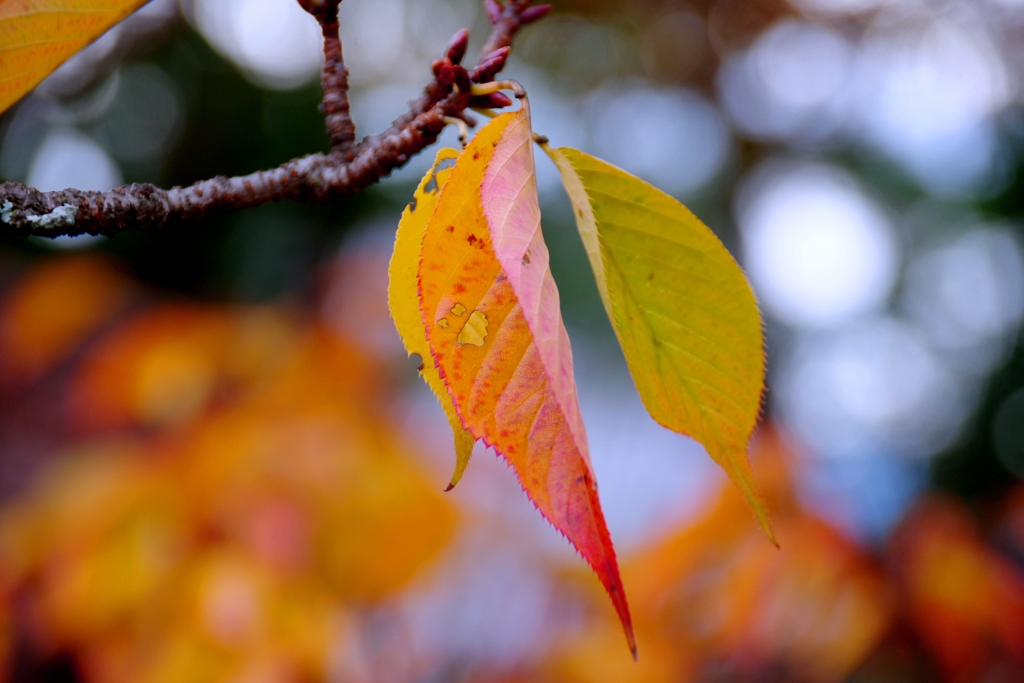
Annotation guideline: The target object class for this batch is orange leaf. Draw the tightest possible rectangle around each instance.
[0,256,132,386]
[418,107,636,656]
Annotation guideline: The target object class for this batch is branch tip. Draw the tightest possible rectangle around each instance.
[472,47,510,83]
[446,28,470,65]
[520,4,552,23]
[484,0,503,24]
[469,91,512,109]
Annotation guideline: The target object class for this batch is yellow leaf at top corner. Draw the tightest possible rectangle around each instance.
[0,0,149,115]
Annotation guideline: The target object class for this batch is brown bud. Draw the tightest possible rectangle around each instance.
[452,65,472,94]
[296,0,337,22]
[472,47,510,82]
[484,0,503,24]
[520,4,552,23]
[446,28,470,65]
[469,92,513,109]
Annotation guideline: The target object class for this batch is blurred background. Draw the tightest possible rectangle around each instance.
[1,0,1024,680]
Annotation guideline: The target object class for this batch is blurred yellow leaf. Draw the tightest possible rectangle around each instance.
[389,147,476,490]
[0,0,148,114]
[545,146,772,543]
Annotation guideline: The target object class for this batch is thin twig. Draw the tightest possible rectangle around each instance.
[0,0,549,238]
[299,0,356,153]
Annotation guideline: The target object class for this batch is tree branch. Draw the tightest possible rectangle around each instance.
[0,0,550,239]
[299,0,356,153]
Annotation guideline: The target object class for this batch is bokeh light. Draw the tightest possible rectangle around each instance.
[190,0,323,89]
[778,316,966,459]
[719,19,854,143]
[738,161,899,328]
[588,82,731,197]
[854,13,1012,195]
[93,63,184,164]
[903,228,1024,354]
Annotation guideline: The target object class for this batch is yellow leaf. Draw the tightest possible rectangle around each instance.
[388,148,476,490]
[545,146,775,545]
[0,0,148,116]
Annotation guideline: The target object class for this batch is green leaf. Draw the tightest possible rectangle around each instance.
[544,145,774,545]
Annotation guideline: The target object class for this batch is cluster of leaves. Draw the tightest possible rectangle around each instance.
[1,0,774,659]
[387,101,769,652]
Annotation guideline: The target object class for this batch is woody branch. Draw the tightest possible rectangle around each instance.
[0,0,550,239]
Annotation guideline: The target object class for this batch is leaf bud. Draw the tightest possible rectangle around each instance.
[472,47,510,82]
[446,29,470,65]
[484,0,503,24]
[452,65,472,94]
[469,92,513,109]
[520,4,552,23]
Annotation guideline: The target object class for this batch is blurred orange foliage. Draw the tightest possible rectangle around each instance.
[539,427,892,683]
[0,256,457,683]
[889,497,1024,682]
[0,256,1023,683]
[0,257,133,388]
